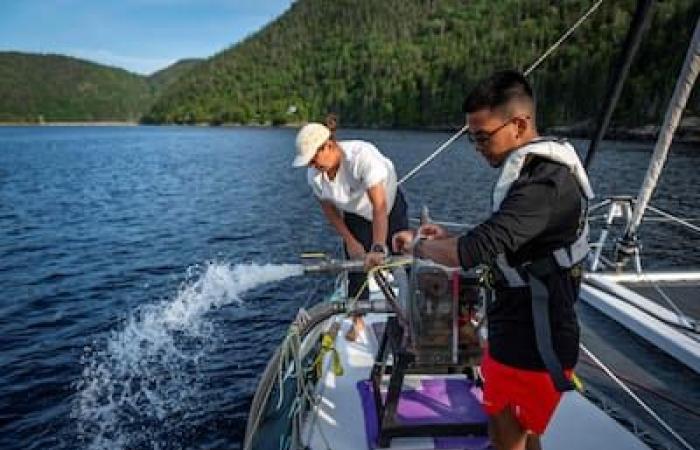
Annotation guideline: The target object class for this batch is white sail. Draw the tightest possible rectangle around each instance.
[627,18,700,236]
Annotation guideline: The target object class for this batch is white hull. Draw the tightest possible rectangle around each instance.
[581,271,700,374]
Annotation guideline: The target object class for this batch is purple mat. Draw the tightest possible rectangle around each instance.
[357,378,491,449]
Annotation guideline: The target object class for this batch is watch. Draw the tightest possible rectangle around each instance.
[370,243,389,257]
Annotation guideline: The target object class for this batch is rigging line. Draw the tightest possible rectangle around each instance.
[523,0,605,75]
[639,270,696,330]
[580,344,694,450]
[578,358,700,419]
[646,204,700,234]
[643,217,700,223]
[585,276,697,333]
[398,0,605,187]
[397,123,469,185]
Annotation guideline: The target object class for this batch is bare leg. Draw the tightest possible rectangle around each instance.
[489,407,528,450]
[525,433,542,450]
[345,314,365,341]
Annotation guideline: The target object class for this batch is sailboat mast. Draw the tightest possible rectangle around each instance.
[584,0,656,170]
[625,18,700,238]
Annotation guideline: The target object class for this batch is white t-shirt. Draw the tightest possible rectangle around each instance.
[307,140,398,221]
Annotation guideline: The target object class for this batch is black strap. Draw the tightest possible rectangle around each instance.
[526,269,575,392]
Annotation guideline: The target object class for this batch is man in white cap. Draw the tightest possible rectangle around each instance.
[293,116,408,341]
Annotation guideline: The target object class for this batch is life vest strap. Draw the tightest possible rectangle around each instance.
[527,269,575,392]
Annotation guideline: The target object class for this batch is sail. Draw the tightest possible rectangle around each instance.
[627,18,700,236]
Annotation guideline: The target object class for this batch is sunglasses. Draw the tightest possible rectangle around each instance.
[466,118,514,147]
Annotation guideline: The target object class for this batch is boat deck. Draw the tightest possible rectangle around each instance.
[301,313,649,450]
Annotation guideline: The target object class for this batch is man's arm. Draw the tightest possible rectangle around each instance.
[366,183,388,247]
[457,178,555,269]
[319,200,364,258]
[416,236,461,267]
[396,175,556,269]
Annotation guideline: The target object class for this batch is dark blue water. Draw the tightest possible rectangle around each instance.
[0,126,698,449]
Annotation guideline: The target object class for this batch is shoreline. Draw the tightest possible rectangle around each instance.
[0,121,139,127]
[2,118,699,144]
[546,115,700,145]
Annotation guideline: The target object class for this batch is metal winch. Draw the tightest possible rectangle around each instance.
[406,259,486,368]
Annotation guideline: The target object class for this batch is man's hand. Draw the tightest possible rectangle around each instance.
[392,229,416,254]
[346,238,366,259]
[417,223,448,240]
[364,251,385,270]
[392,224,450,254]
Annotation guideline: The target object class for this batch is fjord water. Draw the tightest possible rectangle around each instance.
[0,126,698,449]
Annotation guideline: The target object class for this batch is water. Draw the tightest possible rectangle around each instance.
[74,262,302,449]
[0,126,698,449]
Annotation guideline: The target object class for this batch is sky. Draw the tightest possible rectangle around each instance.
[0,0,293,75]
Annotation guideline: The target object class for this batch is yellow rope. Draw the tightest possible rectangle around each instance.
[346,258,413,308]
[313,331,344,378]
[571,372,584,392]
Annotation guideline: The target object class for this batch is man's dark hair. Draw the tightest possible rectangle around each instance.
[462,70,534,114]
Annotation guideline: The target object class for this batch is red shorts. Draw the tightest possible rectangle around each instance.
[481,348,572,434]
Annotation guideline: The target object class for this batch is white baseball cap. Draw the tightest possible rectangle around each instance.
[293,123,331,167]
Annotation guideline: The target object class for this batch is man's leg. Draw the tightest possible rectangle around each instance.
[343,212,371,341]
[345,313,365,341]
[489,406,528,450]
[525,433,542,450]
[345,272,368,341]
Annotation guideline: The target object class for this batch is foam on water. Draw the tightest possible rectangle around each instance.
[73,261,303,449]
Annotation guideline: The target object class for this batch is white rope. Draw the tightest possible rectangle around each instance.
[398,0,605,186]
[288,328,334,450]
[523,0,605,76]
[397,123,469,185]
[247,324,335,450]
[580,344,694,450]
[243,332,293,450]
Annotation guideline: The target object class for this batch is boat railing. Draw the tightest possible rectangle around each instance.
[243,300,347,450]
[588,196,700,273]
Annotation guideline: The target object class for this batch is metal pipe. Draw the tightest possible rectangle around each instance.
[302,256,414,274]
[302,259,365,274]
[626,18,700,237]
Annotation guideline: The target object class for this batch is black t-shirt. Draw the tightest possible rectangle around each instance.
[457,156,582,370]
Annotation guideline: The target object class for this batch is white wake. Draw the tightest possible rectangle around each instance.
[73,261,303,449]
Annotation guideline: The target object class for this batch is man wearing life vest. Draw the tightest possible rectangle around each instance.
[393,70,594,450]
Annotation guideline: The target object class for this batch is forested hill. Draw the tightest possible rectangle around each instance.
[143,0,699,129]
[0,52,153,122]
[149,58,202,91]
[0,53,200,123]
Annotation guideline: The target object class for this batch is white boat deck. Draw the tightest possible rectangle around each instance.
[582,271,700,374]
[301,313,650,450]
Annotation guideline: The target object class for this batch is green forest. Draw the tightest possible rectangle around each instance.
[143,0,699,129]
[1,0,698,129]
[0,53,199,122]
